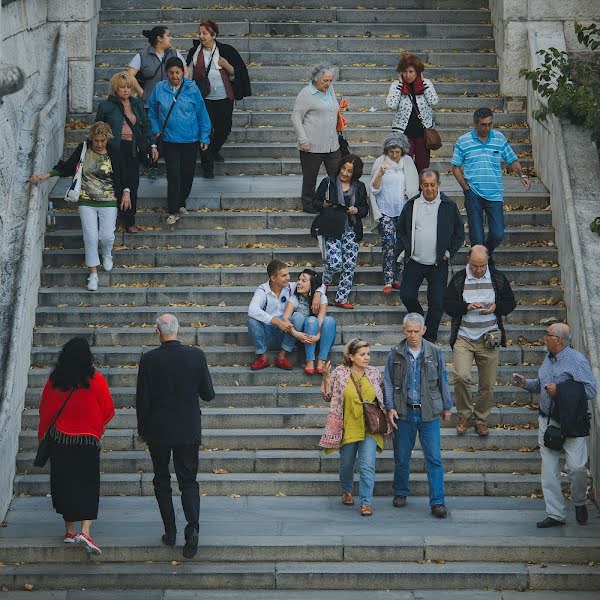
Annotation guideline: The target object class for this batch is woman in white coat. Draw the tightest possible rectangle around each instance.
[386,53,439,173]
[369,133,419,294]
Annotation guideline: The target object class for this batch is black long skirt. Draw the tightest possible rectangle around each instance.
[49,441,100,522]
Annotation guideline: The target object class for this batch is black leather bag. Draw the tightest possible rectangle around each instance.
[34,389,75,468]
[543,400,564,451]
[338,132,350,156]
[119,105,154,167]
[311,180,348,239]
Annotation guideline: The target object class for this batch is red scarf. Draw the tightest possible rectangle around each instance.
[400,73,426,96]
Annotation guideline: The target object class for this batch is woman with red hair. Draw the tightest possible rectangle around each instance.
[386,52,439,172]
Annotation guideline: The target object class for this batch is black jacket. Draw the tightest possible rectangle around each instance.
[95,95,155,158]
[311,176,369,241]
[186,40,252,100]
[395,192,464,264]
[135,341,215,445]
[51,142,124,201]
[444,267,517,348]
[555,379,590,438]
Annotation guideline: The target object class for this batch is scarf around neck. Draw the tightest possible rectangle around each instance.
[401,73,426,96]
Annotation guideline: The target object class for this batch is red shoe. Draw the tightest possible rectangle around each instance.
[334,301,354,310]
[392,281,402,289]
[76,532,101,555]
[383,284,393,295]
[64,532,78,544]
[304,367,316,375]
[275,357,293,370]
[315,366,324,374]
[251,357,270,370]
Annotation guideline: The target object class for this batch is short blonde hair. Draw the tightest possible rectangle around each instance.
[88,121,113,141]
[342,338,369,367]
[109,71,135,97]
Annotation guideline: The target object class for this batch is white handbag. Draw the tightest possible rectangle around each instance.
[64,141,87,203]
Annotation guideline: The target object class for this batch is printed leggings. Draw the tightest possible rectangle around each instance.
[379,215,404,286]
[323,229,359,303]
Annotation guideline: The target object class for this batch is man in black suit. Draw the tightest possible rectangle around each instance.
[136,313,215,558]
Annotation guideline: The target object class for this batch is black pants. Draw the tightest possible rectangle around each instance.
[400,259,449,343]
[119,140,140,228]
[162,141,198,214]
[200,98,234,172]
[149,443,200,533]
[299,149,341,210]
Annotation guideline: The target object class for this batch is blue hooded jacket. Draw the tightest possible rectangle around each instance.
[147,78,211,144]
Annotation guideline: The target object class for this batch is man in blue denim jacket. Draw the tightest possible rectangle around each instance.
[384,312,453,517]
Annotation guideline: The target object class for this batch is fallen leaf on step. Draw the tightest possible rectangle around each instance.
[228,494,241,499]
[171,561,179,566]
[275,492,286,497]
[23,583,34,591]
[217,301,227,307]
[213,468,229,474]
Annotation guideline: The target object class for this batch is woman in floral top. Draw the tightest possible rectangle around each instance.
[31,122,130,291]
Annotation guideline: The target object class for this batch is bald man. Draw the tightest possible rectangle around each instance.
[444,245,516,436]
[514,323,596,528]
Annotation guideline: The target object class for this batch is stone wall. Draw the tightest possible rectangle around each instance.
[490,0,600,99]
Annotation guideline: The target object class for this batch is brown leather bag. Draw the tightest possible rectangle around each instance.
[350,374,389,435]
[423,127,442,151]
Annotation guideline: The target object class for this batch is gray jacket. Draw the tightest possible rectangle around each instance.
[137,45,179,103]
[383,338,452,421]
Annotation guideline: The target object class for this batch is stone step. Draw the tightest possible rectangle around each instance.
[36,283,561,309]
[13,469,546,498]
[24,382,537,408]
[26,364,542,391]
[39,265,560,288]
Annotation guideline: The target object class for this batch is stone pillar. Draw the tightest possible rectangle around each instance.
[47,0,100,113]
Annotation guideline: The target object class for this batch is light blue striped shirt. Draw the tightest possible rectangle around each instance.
[309,84,335,109]
[451,129,518,202]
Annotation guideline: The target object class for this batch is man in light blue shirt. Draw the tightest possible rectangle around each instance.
[451,107,531,258]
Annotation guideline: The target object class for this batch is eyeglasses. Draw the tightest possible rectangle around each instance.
[544,333,560,339]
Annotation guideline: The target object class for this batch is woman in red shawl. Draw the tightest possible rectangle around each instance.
[38,337,114,554]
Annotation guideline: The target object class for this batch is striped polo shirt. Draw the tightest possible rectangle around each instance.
[451,129,518,202]
[458,265,497,341]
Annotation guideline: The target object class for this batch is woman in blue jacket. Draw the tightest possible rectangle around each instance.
[148,56,211,224]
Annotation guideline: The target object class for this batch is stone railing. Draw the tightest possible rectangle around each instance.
[524,23,600,498]
[0,64,24,102]
[0,24,67,521]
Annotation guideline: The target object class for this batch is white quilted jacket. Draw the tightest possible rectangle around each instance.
[386,78,439,132]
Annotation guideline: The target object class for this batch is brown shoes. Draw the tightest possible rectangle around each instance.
[456,415,470,435]
[474,421,489,437]
[360,504,373,517]
[341,492,354,506]
[431,504,448,518]
[392,495,407,508]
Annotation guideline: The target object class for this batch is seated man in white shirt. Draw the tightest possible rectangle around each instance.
[247,259,325,370]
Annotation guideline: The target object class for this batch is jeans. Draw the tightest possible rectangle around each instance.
[281,313,337,361]
[392,408,445,507]
[78,205,118,268]
[339,436,378,506]
[463,188,505,254]
[400,258,448,342]
[247,317,285,355]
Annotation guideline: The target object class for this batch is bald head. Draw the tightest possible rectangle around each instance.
[468,244,489,278]
[156,313,179,341]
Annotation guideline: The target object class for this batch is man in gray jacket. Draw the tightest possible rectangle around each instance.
[384,312,453,517]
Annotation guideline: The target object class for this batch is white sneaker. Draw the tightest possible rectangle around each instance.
[87,273,99,291]
[166,214,179,225]
[102,255,113,272]
[179,207,188,215]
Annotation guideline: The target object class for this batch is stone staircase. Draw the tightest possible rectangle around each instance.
[2,0,599,596]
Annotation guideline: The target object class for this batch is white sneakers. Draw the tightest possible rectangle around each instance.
[102,255,113,272]
[166,214,179,225]
[87,273,99,291]
[179,207,188,215]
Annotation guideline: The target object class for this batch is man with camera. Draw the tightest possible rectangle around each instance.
[444,245,516,436]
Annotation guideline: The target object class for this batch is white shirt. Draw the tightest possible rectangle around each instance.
[411,193,441,265]
[248,281,328,325]
[371,160,406,218]
[458,264,498,340]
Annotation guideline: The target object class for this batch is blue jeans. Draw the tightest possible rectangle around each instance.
[281,313,337,361]
[392,407,445,507]
[247,317,285,355]
[463,188,505,254]
[339,436,378,506]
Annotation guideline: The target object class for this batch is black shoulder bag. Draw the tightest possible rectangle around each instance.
[135,61,162,90]
[34,389,76,467]
[118,104,155,167]
[543,398,564,451]
[311,179,348,239]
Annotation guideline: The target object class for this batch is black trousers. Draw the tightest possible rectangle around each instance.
[162,141,198,214]
[149,443,200,533]
[400,259,449,343]
[200,98,234,171]
[118,140,140,227]
[299,149,341,210]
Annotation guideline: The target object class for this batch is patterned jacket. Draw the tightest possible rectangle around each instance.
[319,365,385,449]
[386,78,439,132]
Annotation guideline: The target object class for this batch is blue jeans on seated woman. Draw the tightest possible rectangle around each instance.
[281,313,336,361]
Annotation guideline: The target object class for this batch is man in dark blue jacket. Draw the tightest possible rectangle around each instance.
[136,313,215,558]
[396,169,464,342]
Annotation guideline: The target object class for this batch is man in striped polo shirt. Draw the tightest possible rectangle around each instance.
[444,245,516,436]
[451,107,531,259]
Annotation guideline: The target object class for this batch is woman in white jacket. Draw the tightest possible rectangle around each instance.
[386,53,439,172]
[369,134,419,295]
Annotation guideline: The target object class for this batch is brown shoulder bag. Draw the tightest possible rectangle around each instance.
[350,374,388,435]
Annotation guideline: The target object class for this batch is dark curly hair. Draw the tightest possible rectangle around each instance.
[199,19,219,37]
[396,52,425,74]
[295,269,323,309]
[142,26,170,48]
[49,337,95,391]
[336,154,363,180]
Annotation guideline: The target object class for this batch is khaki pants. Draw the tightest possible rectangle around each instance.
[453,335,499,423]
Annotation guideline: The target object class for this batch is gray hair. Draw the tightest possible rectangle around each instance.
[156,313,179,336]
[419,167,441,182]
[309,64,337,84]
[383,132,410,155]
[403,312,425,327]
[551,322,572,346]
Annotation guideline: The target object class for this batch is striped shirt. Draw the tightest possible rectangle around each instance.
[458,265,497,340]
[451,129,518,202]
